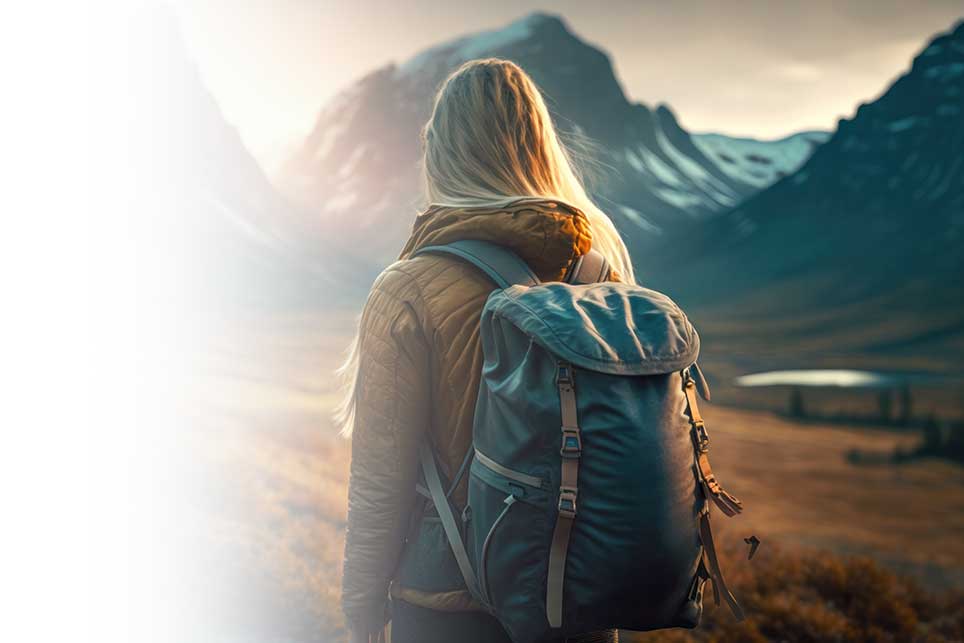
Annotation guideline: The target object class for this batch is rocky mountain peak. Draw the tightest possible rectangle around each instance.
[279,12,827,279]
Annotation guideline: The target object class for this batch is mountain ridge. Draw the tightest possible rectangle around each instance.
[644,19,964,377]
[280,11,824,280]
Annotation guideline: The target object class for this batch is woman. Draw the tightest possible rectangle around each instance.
[337,58,634,643]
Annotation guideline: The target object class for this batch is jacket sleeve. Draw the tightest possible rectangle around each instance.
[341,267,431,633]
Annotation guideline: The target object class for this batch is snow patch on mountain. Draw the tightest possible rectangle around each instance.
[638,147,684,188]
[397,13,549,75]
[888,117,920,133]
[692,131,830,188]
[656,128,739,207]
[924,61,964,80]
[654,187,705,211]
[617,204,662,233]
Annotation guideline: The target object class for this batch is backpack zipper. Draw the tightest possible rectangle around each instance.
[474,448,547,490]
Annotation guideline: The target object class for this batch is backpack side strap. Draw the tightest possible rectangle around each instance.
[681,368,743,517]
[680,366,745,622]
[699,509,745,621]
[418,441,484,605]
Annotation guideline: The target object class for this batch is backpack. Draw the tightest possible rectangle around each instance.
[403,239,745,642]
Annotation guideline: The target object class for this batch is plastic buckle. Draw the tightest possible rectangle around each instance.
[694,421,710,453]
[560,428,582,459]
[558,488,577,518]
[556,363,573,386]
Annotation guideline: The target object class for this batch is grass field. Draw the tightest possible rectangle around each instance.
[179,311,964,641]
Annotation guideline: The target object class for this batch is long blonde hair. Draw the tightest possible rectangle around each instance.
[336,57,636,436]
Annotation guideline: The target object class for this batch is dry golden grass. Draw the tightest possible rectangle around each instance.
[183,312,964,641]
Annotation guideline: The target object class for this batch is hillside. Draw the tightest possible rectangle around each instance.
[183,312,964,641]
[138,9,338,308]
[642,20,964,380]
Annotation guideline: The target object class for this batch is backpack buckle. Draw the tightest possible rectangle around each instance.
[560,428,582,458]
[693,421,709,453]
[558,488,578,518]
[555,363,574,386]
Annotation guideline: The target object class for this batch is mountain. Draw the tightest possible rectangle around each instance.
[280,12,824,278]
[691,131,830,188]
[645,20,964,377]
[135,9,336,308]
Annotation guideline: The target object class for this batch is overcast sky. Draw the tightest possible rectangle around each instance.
[173,0,963,166]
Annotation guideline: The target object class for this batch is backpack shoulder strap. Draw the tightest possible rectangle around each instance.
[563,249,610,285]
[412,240,540,289]
[418,441,484,603]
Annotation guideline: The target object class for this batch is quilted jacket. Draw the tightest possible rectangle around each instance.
[341,197,613,633]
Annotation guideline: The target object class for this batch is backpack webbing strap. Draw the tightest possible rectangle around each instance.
[682,369,743,517]
[446,446,475,499]
[419,441,482,601]
[547,362,581,628]
[413,240,540,289]
[681,367,745,622]
[699,510,745,621]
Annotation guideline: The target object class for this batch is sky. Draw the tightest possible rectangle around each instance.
[173,0,963,168]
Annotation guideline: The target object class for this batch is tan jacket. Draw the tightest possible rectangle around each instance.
[342,198,607,631]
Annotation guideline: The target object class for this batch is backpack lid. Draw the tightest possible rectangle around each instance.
[484,282,700,376]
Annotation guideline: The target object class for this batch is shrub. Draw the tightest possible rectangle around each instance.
[629,542,964,643]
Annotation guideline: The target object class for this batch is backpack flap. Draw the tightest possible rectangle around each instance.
[482,281,700,377]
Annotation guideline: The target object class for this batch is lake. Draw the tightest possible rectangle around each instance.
[735,369,896,388]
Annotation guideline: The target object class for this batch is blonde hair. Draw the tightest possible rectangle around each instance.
[336,58,636,436]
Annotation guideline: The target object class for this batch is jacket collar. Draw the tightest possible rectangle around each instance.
[398,198,593,281]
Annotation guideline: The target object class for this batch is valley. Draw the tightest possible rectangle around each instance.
[179,312,964,641]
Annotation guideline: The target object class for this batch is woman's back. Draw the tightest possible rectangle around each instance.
[343,198,601,616]
[395,197,594,507]
[339,56,626,643]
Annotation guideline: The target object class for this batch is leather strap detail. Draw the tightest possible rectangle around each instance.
[681,366,745,622]
[697,453,743,516]
[547,361,581,628]
[699,510,745,621]
[681,369,743,517]
[419,442,483,603]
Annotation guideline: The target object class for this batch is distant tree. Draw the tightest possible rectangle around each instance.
[878,389,893,424]
[922,413,943,454]
[946,421,964,464]
[897,384,913,427]
[789,387,805,418]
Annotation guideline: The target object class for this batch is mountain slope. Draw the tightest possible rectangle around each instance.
[691,131,830,188]
[645,20,964,376]
[137,10,337,307]
[280,12,823,277]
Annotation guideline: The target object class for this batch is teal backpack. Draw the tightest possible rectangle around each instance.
[401,240,745,642]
